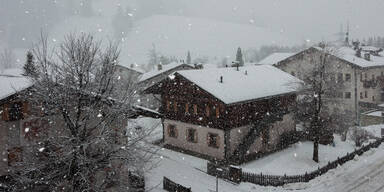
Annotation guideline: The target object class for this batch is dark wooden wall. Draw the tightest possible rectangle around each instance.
[157,74,296,130]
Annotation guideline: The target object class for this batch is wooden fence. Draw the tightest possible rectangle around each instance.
[163,177,192,192]
[208,137,384,186]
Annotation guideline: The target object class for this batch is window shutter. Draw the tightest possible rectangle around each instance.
[194,130,198,143]
[2,104,9,121]
[22,102,28,118]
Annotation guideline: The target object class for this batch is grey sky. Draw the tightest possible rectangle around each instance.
[183,0,384,42]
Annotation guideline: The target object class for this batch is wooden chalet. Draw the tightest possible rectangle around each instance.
[145,65,300,164]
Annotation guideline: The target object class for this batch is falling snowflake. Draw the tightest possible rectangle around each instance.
[38,148,45,152]
[97,113,102,118]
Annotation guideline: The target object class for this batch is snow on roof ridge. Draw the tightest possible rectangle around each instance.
[258,52,296,65]
[176,65,300,104]
[139,62,193,82]
[311,46,384,68]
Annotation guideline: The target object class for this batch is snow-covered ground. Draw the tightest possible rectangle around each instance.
[240,135,356,175]
[145,140,384,192]
[361,124,384,138]
[134,117,382,191]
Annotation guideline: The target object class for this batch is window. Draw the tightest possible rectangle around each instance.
[365,91,368,98]
[7,102,24,121]
[8,147,22,165]
[330,73,335,82]
[207,133,219,148]
[365,73,368,80]
[373,96,375,101]
[360,73,363,81]
[185,103,189,114]
[193,104,198,115]
[187,129,197,143]
[168,125,177,138]
[206,105,210,117]
[345,92,351,99]
[345,74,351,82]
[337,73,343,83]
[360,92,363,99]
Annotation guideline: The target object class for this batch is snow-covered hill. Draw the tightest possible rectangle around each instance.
[49,13,297,68]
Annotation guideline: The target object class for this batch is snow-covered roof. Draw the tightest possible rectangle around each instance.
[258,53,295,65]
[176,65,301,104]
[0,68,33,100]
[314,46,384,68]
[117,64,145,74]
[139,62,193,82]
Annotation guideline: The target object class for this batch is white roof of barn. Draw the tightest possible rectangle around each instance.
[0,68,33,100]
[258,53,295,65]
[176,65,301,104]
[140,62,193,82]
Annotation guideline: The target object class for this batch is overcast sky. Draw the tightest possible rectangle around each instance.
[184,0,384,42]
[1,0,384,49]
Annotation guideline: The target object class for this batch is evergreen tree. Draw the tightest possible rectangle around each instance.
[236,47,244,66]
[186,51,192,64]
[23,51,37,77]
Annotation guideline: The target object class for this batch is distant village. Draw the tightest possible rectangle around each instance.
[1,31,384,191]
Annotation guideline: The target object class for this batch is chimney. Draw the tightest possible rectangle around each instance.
[364,53,371,61]
[356,48,362,58]
[157,64,162,71]
[220,76,223,83]
[245,70,248,75]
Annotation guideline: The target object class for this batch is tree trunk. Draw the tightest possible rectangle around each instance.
[313,138,319,163]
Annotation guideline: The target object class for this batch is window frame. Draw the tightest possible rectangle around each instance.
[345,73,351,82]
[207,133,220,148]
[167,124,178,138]
[345,92,351,99]
[186,128,197,143]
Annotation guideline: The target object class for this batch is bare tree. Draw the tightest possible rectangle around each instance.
[7,33,155,191]
[296,43,345,162]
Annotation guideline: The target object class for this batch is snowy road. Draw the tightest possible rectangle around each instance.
[301,144,384,192]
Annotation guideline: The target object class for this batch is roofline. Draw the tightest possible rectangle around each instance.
[176,72,298,106]
[277,46,384,69]
[139,63,194,83]
[116,64,144,74]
